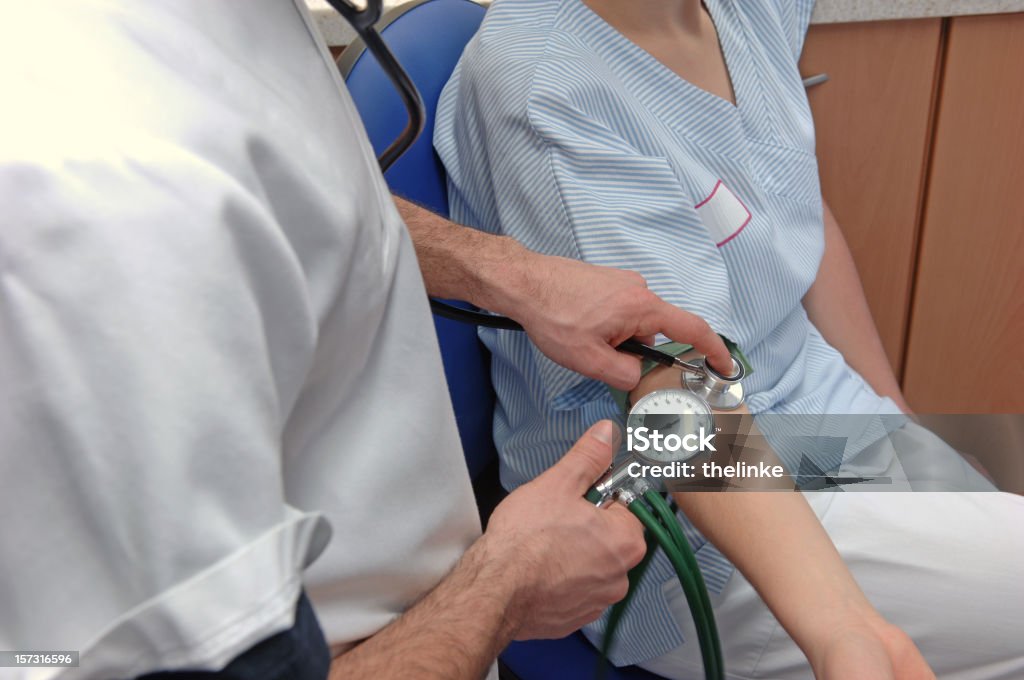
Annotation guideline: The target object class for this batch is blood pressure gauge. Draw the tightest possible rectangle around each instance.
[588,388,716,506]
[626,389,715,464]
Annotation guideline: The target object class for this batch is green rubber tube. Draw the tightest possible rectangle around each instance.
[585,488,723,680]
[586,486,651,677]
[643,489,724,668]
[595,526,659,680]
[629,501,723,680]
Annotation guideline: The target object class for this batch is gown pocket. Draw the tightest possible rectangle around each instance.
[747,140,822,206]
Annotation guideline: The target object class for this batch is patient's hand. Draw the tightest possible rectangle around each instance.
[814,616,934,680]
[631,365,934,680]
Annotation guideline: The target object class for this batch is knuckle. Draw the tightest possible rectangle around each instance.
[588,356,613,381]
[626,535,647,565]
[675,307,704,330]
[620,361,642,385]
[626,270,647,287]
[608,515,647,564]
[633,286,656,306]
[610,577,631,603]
[605,359,639,389]
[695,315,715,335]
[607,505,635,529]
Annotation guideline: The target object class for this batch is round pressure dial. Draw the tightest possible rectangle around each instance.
[626,389,715,464]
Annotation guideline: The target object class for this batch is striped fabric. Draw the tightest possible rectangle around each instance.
[435,0,903,667]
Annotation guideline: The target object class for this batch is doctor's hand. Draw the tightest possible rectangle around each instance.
[500,251,733,390]
[478,420,646,640]
[328,421,642,678]
[396,196,731,390]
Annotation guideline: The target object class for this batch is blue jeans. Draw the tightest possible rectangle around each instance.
[137,592,330,680]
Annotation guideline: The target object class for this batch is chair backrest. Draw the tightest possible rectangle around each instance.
[339,0,496,481]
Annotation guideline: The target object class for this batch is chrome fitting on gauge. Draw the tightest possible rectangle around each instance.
[683,355,745,410]
[588,387,716,505]
[590,466,645,507]
[591,474,651,507]
[611,485,642,507]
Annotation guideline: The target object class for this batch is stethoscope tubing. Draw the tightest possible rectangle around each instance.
[431,299,687,368]
[334,2,689,371]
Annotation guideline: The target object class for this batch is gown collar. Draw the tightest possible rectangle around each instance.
[557,0,771,153]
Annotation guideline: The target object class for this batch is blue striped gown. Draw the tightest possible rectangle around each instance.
[434,0,903,666]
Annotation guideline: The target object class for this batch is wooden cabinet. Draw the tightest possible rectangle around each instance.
[799,19,943,375]
[800,15,1023,413]
[902,13,1024,412]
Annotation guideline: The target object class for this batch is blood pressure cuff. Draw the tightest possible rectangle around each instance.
[607,335,751,412]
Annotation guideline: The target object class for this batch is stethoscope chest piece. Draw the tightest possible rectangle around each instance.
[684,356,745,411]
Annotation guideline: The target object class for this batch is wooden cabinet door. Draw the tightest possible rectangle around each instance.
[800,20,943,375]
[903,13,1024,412]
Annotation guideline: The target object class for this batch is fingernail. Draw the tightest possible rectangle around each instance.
[591,420,614,445]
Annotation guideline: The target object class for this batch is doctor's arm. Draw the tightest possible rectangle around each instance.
[394,195,733,390]
[801,200,911,413]
[329,421,646,679]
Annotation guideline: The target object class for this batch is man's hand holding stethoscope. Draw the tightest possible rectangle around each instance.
[493,249,735,391]
[396,197,736,394]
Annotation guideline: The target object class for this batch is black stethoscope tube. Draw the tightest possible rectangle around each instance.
[431,301,681,366]
[328,0,681,367]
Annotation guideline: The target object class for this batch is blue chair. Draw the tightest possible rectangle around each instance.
[338,3,664,678]
[339,0,496,483]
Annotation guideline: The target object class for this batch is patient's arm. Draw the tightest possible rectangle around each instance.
[631,366,932,680]
[802,201,911,413]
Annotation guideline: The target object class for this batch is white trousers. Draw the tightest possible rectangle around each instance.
[638,425,1024,680]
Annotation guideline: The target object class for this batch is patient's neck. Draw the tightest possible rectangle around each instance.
[583,0,705,38]
[581,0,737,107]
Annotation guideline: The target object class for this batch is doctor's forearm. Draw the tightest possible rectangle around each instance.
[802,201,910,412]
[328,537,519,679]
[394,195,534,314]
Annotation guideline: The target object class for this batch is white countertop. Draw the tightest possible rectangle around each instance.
[308,0,1024,46]
[811,0,1024,22]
